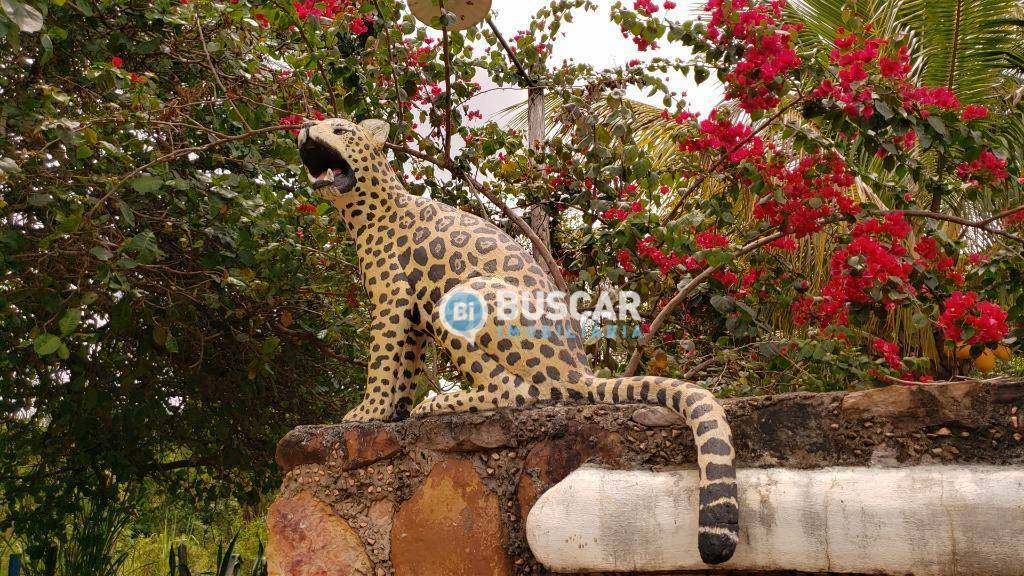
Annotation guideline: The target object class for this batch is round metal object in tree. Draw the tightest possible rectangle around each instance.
[408,0,491,31]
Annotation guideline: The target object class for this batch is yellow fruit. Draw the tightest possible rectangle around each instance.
[974,348,996,373]
[955,345,972,360]
[994,344,1012,362]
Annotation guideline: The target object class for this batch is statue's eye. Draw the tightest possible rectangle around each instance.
[333,126,353,135]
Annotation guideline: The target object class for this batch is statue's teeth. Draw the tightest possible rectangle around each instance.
[315,171,334,183]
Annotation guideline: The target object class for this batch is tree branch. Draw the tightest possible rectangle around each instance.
[441,22,454,162]
[486,17,534,86]
[196,14,251,130]
[898,209,1024,244]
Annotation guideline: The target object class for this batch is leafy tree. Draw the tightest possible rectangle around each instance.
[1,0,1022,569]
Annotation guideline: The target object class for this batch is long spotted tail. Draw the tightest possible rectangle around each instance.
[581,375,739,565]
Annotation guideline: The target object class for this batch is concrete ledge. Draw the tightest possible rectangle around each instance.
[527,465,1024,575]
[269,381,1024,575]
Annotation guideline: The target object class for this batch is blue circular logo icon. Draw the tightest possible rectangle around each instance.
[440,288,487,341]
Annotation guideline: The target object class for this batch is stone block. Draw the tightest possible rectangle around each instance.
[267,491,373,576]
[391,458,511,576]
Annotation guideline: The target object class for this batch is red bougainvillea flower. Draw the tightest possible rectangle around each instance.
[797,213,915,328]
[1003,208,1024,230]
[711,269,739,287]
[297,203,318,214]
[295,0,351,20]
[279,113,305,135]
[634,0,660,15]
[601,201,644,222]
[705,0,803,111]
[961,104,989,121]
[349,17,368,35]
[680,110,765,163]
[637,235,685,275]
[955,150,1008,188]
[914,236,963,284]
[769,237,799,251]
[695,227,729,249]
[111,56,123,69]
[873,338,904,370]
[617,248,636,272]
[130,72,146,84]
[752,152,858,237]
[254,13,271,28]
[937,291,1009,344]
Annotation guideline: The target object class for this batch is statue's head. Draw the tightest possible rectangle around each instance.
[297,118,390,194]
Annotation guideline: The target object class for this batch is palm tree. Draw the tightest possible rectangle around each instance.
[787,0,1024,211]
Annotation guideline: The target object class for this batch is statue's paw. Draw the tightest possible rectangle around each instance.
[342,403,380,422]
[409,402,432,417]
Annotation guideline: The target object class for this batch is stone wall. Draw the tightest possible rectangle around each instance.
[267,381,1024,575]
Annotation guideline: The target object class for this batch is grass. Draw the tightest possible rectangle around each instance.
[0,498,269,576]
[121,506,268,576]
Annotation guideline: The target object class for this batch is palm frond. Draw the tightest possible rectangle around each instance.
[501,93,692,171]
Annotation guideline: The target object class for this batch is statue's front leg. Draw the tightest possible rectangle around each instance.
[344,304,425,422]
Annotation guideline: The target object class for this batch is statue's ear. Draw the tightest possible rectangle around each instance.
[359,119,390,149]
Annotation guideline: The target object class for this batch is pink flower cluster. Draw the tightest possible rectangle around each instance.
[797,213,914,327]
[938,291,1009,344]
[812,30,893,119]
[679,110,765,163]
[873,338,903,370]
[705,0,803,111]
[602,202,645,221]
[961,104,989,121]
[293,0,348,20]
[279,111,324,134]
[637,235,685,274]
[752,152,858,237]
[695,227,730,249]
[955,150,1009,188]
[914,236,963,284]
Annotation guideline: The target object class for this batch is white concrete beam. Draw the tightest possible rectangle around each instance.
[526,465,1024,575]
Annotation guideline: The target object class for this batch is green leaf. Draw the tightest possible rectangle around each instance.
[117,199,135,225]
[130,175,163,194]
[710,294,736,313]
[1,0,44,33]
[874,100,894,119]
[693,66,710,85]
[124,230,164,264]
[33,333,62,356]
[59,308,82,335]
[90,246,114,261]
[165,332,179,353]
[926,116,947,137]
[261,335,280,356]
[0,156,20,173]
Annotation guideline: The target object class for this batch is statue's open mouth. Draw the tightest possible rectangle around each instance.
[299,137,357,193]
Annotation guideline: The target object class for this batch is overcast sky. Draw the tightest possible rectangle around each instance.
[466,0,724,125]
